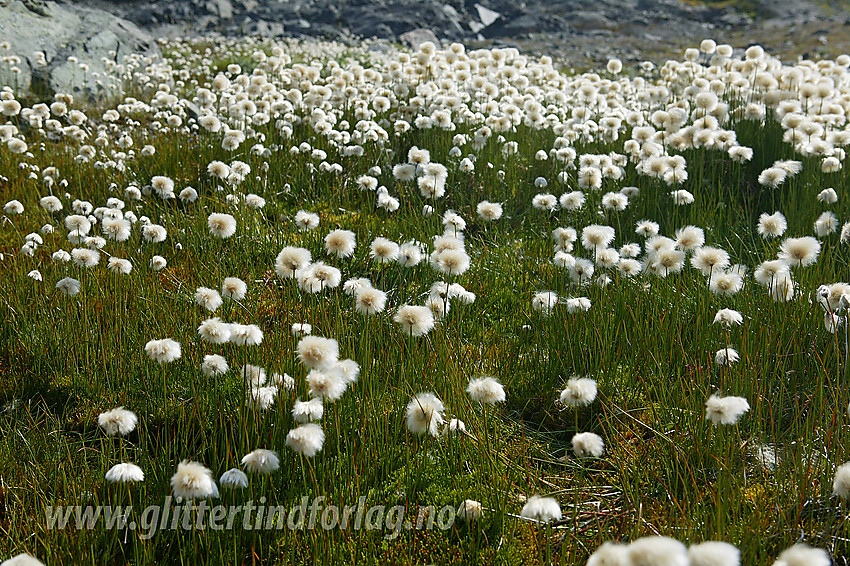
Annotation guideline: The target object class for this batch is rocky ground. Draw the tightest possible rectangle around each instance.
[1,0,850,95]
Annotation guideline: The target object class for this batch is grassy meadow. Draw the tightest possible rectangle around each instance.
[0,36,849,565]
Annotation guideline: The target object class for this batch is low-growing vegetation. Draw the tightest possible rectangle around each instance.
[0,35,849,565]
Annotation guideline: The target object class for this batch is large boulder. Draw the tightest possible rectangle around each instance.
[0,0,158,97]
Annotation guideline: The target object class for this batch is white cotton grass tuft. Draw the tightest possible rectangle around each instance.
[520,495,562,524]
[98,407,138,436]
[832,461,850,499]
[219,468,249,489]
[2,554,45,566]
[566,297,592,313]
[370,237,400,263]
[56,277,81,296]
[247,385,278,410]
[150,256,167,271]
[691,246,729,275]
[626,536,689,566]
[443,418,467,437]
[778,236,821,267]
[467,376,506,404]
[560,377,598,407]
[241,449,280,475]
[222,277,247,301]
[145,338,181,363]
[294,210,320,231]
[105,463,145,484]
[198,317,231,344]
[275,246,311,278]
[170,460,218,500]
[292,397,324,423]
[587,541,629,566]
[202,354,228,377]
[207,213,236,238]
[286,423,325,457]
[195,287,222,312]
[713,309,743,328]
[705,394,750,425]
[71,248,100,268]
[229,324,264,346]
[306,369,347,402]
[532,291,558,317]
[457,499,483,521]
[324,229,356,258]
[571,432,604,457]
[354,286,387,315]
[477,201,503,221]
[757,212,787,238]
[297,336,340,370]
[291,323,312,336]
[335,359,360,384]
[581,224,616,250]
[714,346,739,366]
[675,225,705,250]
[241,364,267,387]
[687,541,741,566]
[771,543,830,566]
[406,392,445,436]
[394,305,435,337]
[107,257,132,275]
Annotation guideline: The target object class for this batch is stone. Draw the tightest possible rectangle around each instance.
[0,0,158,96]
[398,28,440,49]
[475,3,501,26]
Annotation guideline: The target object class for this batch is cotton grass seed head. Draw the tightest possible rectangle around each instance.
[241,449,280,475]
[560,377,597,407]
[219,468,248,489]
[194,287,222,312]
[286,423,325,457]
[532,291,558,317]
[713,309,743,327]
[520,495,561,524]
[705,393,750,425]
[778,236,821,267]
[394,305,435,337]
[832,461,850,499]
[627,536,688,566]
[170,460,218,500]
[306,369,347,401]
[687,541,741,566]
[56,277,81,296]
[467,376,506,404]
[772,544,830,566]
[293,397,324,423]
[324,229,356,258]
[297,336,339,370]
[202,354,228,377]
[207,212,236,238]
[144,338,181,364]
[275,246,311,278]
[105,463,144,484]
[406,392,445,436]
[587,542,629,566]
[457,499,483,521]
[98,407,138,436]
[354,286,387,315]
[572,432,604,458]
[222,277,247,300]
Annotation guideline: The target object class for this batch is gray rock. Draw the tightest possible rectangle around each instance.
[398,28,440,49]
[0,0,158,96]
[475,3,501,26]
[208,0,234,18]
